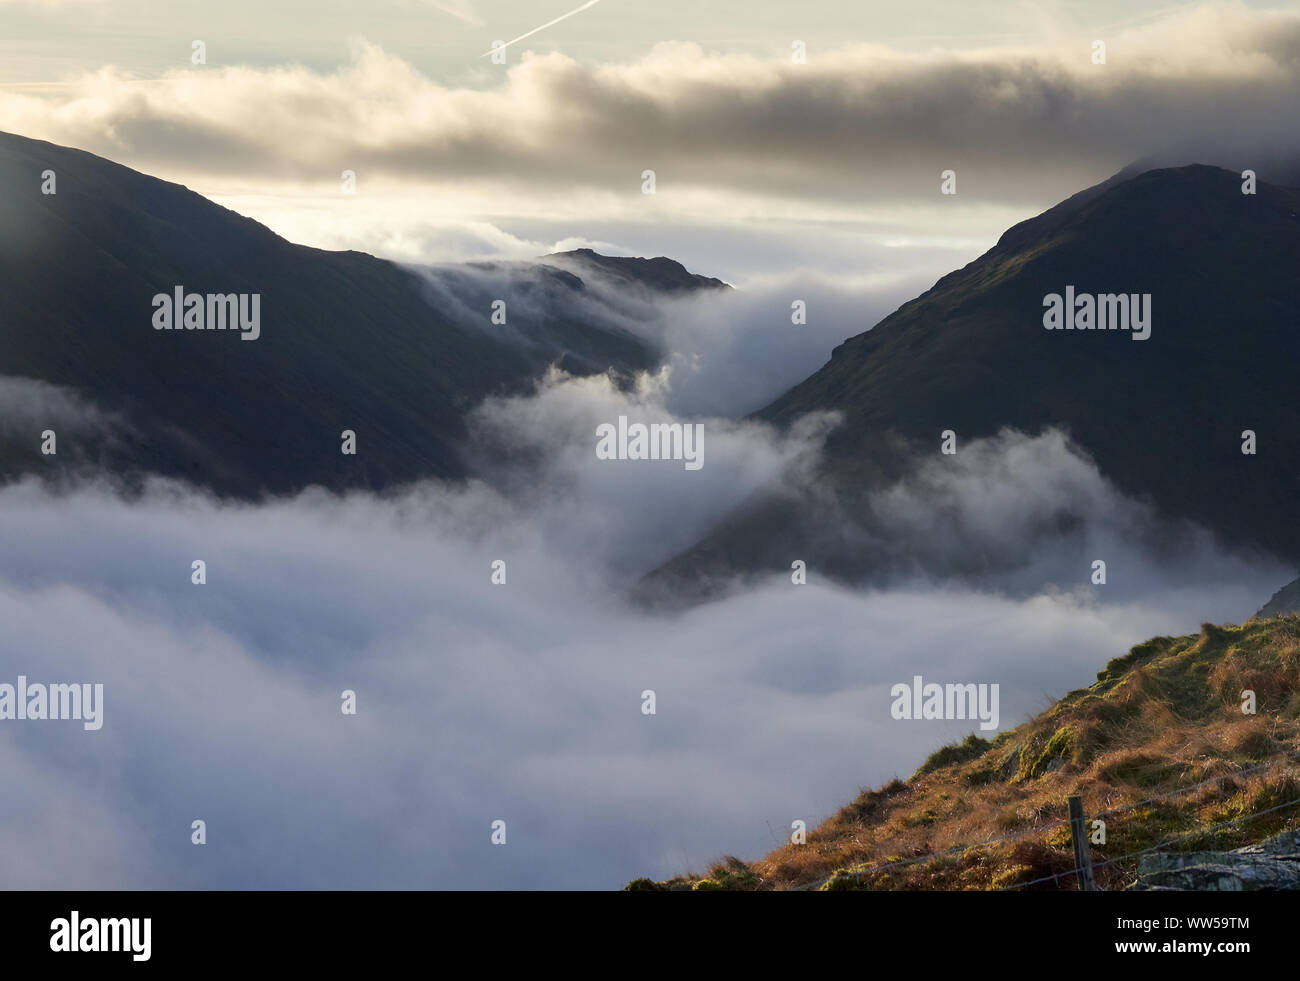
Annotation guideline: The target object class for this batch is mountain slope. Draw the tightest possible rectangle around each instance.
[1260,575,1300,617]
[0,132,722,496]
[632,617,1300,891]
[646,165,1300,594]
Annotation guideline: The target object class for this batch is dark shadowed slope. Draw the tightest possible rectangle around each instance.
[646,165,1300,596]
[0,132,724,497]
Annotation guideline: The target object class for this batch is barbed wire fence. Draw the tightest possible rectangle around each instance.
[998,792,1300,891]
[789,751,1300,892]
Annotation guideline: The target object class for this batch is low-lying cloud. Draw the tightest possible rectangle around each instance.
[410,256,930,416]
[0,375,120,437]
[0,365,1288,889]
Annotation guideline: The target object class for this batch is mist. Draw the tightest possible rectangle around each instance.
[410,256,931,416]
[0,361,1288,889]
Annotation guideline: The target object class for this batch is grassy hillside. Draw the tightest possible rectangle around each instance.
[633,616,1300,891]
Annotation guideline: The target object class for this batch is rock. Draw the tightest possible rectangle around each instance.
[1258,576,1300,617]
[1128,831,1300,890]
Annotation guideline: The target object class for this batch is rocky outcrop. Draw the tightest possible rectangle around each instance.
[1259,576,1300,617]
[1128,831,1300,890]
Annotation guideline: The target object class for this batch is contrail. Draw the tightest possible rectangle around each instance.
[480,0,603,57]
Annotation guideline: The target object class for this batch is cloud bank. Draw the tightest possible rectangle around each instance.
[409,256,930,416]
[0,368,1287,889]
[2,4,1296,211]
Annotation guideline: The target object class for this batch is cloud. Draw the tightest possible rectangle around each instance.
[3,3,1295,284]
[645,273,930,417]
[0,375,120,437]
[0,367,1288,888]
[0,375,133,478]
[403,254,933,415]
[857,428,1273,596]
[465,367,838,578]
[1,3,1296,214]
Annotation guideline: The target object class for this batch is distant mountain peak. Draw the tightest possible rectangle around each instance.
[544,247,731,293]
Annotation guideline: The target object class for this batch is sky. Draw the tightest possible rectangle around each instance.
[2,1,1298,283]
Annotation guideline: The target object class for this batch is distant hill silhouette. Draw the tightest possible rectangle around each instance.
[0,132,723,496]
[1259,574,1300,617]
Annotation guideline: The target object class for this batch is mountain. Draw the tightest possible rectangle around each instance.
[0,132,724,497]
[543,247,730,293]
[1260,575,1300,617]
[629,616,1300,890]
[1118,143,1300,192]
[644,164,1300,596]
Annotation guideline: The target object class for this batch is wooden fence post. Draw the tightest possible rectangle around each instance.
[1067,795,1098,891]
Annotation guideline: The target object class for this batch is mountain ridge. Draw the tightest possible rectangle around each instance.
[0,130,723,498]
[642,163,1300,598]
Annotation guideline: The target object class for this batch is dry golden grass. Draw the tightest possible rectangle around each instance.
[633,616,1300,891]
